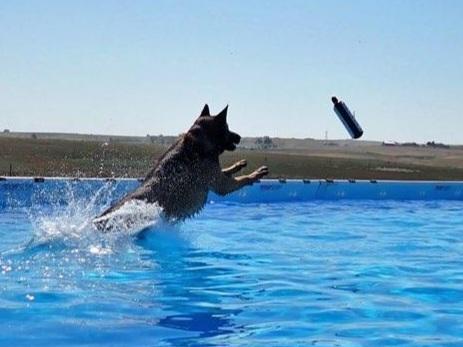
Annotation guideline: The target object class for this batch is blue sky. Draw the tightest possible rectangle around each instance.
[1,1,462,143]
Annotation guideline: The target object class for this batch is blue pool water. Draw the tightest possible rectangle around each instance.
[0,182,462,346]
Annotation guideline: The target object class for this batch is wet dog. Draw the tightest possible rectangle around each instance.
[94,105,268,229]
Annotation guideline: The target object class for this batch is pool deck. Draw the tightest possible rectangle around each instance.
[1,177,463,206]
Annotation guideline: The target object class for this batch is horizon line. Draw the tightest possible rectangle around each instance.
[1,130,461,146]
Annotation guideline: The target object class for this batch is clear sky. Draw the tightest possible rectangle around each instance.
[1,1,462,143]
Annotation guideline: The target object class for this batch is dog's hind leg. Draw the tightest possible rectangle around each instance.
[222,159,247,176]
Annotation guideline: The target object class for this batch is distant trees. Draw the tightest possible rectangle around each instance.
[255,136,276,150]
[146,134,168,145]
[382,141,451,149]
[426,141,450,149]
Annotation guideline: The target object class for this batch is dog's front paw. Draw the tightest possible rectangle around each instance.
[235,159,247,169]
[249,166,269,181]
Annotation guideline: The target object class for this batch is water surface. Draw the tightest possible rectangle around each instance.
[0,197,462,346]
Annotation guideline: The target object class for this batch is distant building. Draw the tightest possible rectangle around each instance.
[382,140,398,146]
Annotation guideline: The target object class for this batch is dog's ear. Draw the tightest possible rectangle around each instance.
[215,105,228,123]
[200,104,210,117]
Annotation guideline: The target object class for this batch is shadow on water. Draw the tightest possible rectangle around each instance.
[136,227,244,347]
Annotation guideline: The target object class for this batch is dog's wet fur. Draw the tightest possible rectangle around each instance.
[94,105,268,230]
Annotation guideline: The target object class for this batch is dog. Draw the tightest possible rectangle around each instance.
[94,104,269,229]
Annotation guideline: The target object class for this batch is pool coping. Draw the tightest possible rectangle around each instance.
[1,176,463,184]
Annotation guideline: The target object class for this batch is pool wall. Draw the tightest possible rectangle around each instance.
[1,177,462,207]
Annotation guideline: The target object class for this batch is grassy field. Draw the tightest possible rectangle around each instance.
[2,136,463,180]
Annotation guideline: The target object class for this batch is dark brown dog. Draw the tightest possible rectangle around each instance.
[94,105,268,229]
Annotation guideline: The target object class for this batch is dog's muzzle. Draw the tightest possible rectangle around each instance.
[230,132,241,145]
[226,132,241,151]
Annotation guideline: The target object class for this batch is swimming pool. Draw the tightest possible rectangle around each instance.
[1,179,462,346]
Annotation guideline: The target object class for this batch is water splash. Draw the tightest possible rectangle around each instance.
[92,199,164,235]
[25,181,165,253]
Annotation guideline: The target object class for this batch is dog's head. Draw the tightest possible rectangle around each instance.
[187,104,241,156]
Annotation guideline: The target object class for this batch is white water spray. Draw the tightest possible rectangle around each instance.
[26,181,165,253]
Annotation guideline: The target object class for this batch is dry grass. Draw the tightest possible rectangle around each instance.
[1,137,463,180]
